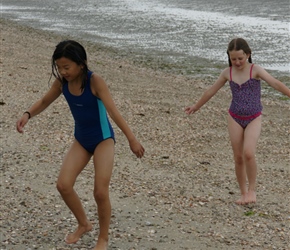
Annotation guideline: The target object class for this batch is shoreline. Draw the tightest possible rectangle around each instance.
[1,18,290,250]
[1,18,289,83]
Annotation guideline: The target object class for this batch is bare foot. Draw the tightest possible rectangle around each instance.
[245,190,256,204]
[65,222,93,244]
[235,194,247,205]
[92,237,108,250]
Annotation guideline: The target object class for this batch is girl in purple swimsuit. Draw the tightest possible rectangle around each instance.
[16,40,145,249]
[185,38,290,205]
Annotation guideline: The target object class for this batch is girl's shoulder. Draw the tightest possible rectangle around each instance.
[220,67,231,81]
[90,72,108,96]
[90,72,105,85]
[251,64,266,79]
[52,78,63,90]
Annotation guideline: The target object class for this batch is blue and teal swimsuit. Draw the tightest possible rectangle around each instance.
[62,71,115,154]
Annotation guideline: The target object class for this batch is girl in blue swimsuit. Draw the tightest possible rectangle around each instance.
[185,38,290,205]
[16,40,145,249]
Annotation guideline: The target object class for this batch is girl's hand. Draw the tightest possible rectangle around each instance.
[129,139,145,158]
[184,105,198,115]
[16,114,29,133]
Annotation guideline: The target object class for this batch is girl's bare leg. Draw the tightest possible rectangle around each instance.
[92,139,114,250]
[243,116,262,204]
[228,115,247,205]
[56,140,93,244]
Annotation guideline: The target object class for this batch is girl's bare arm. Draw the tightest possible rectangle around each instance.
[185,68,228,114]
[16,80,62,133]
[91,74,144,158]
[255,65,290,97]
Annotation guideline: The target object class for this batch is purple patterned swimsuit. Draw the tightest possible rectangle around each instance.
[228,64,262,129]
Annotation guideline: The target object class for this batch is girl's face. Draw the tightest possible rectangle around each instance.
[55,57,83,82]
[229,50,249,69]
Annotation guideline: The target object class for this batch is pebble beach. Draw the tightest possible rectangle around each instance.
[1,19,290,250]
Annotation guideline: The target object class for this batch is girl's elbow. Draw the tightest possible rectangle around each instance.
[107,111,121,123]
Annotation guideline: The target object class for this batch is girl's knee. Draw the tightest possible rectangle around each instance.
[234,155,243,165]
[94,188,109,203]
[244,150,255,162]
[56,180,73,194]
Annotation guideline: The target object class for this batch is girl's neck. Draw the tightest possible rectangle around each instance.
[67,76,84,96]
[66,74,83,85]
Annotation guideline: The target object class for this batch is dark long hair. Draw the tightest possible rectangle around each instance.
[227,38,252,66]
[51,40,89,90]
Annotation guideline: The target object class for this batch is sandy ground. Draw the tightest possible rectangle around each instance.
[1,19,290,250]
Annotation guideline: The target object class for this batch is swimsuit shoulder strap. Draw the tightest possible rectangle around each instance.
[88,70,93,80]
[250,64,254,79]
[62,79,68,94]
[230,66,232,81]
[86,70,93,89]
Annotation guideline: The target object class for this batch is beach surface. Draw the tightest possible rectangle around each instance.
[1,19,290,250]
